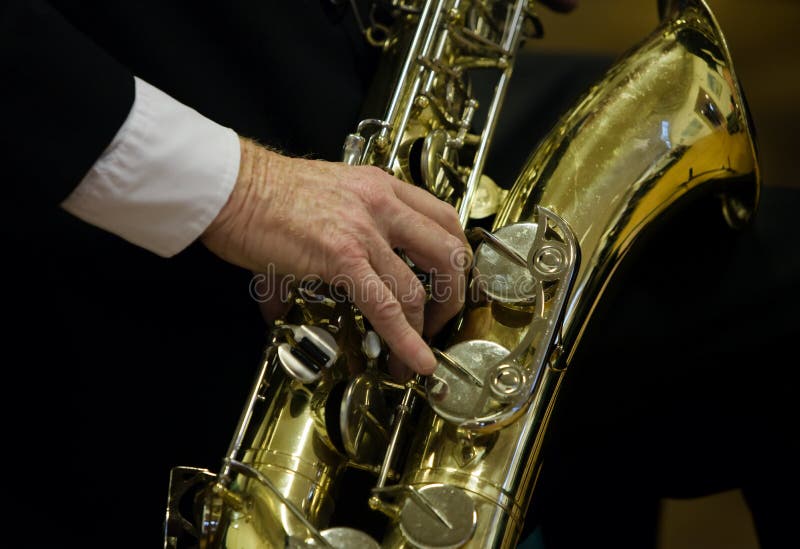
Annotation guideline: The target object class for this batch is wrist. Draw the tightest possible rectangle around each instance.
[202,136,281,269]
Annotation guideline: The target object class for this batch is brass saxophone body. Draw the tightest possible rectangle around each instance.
[165,1,759,547]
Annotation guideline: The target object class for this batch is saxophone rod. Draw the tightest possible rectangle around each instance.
[421,0,465,97]
[458,0,527,227]
[220,347,274,481]
[374,376,420,490]
[372,484,454,529]
[382,0,444,129]
[385,0,450,166]
[225,459,334,549]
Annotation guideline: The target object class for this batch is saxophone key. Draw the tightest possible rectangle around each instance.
[398,484,477,549]
[277,325,340,383]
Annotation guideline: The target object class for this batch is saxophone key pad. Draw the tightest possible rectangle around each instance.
[472,223,541,303]
[295,527,380,549]
[277,325,339,384]
[399,484,477,549]
[427,340,529,425]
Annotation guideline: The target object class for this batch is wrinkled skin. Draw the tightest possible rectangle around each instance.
[203,138,469,376]
[203,1,580,377]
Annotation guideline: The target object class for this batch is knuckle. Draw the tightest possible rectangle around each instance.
[440,202,461,229]
[326,236,367,297]
[357,168,395,213]
[446,236,470,270]
[441,201,459,220]
[364,165,387,180]
[371,296,403,325]
[401,278,426,314]
[333,234,369,271]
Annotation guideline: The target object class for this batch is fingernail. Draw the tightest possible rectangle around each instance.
[416,346,437,375]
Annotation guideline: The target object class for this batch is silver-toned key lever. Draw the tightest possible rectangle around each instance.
[342,134,365,165]
[468,226,528,268]
[277,325,340,384]
[407,486,454,530]
[433,348,484,388]
[371,485,453,530]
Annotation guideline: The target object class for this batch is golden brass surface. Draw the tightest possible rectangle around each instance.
[498,0,759,358]
[386,1,759,547]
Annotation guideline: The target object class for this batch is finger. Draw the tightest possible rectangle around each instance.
[386,205,469,336]
[346,258,437,375]
[387,177,468,246]
[368,239,427,338]
[368,241,430,378]
[422,257,468,338]
[387,204,466,274]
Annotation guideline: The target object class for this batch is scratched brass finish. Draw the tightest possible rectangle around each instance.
[500,0,759,355]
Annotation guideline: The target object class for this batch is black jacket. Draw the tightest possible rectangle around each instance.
[1,0,377,208]
[1,2,377,546]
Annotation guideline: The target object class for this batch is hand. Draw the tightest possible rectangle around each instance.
[202,137,470,376]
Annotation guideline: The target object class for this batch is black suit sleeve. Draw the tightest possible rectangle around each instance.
[0,0,134,209]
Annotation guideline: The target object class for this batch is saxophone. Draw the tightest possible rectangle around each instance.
[165,0,759,547]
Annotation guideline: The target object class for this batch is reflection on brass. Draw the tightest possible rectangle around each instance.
[165,1,759,548]
[469,174,508,219]
[490,300,535,328]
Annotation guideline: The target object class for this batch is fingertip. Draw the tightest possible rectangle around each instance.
[415,346,437,375]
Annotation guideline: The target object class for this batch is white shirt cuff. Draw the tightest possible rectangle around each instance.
[61,76,240,257]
